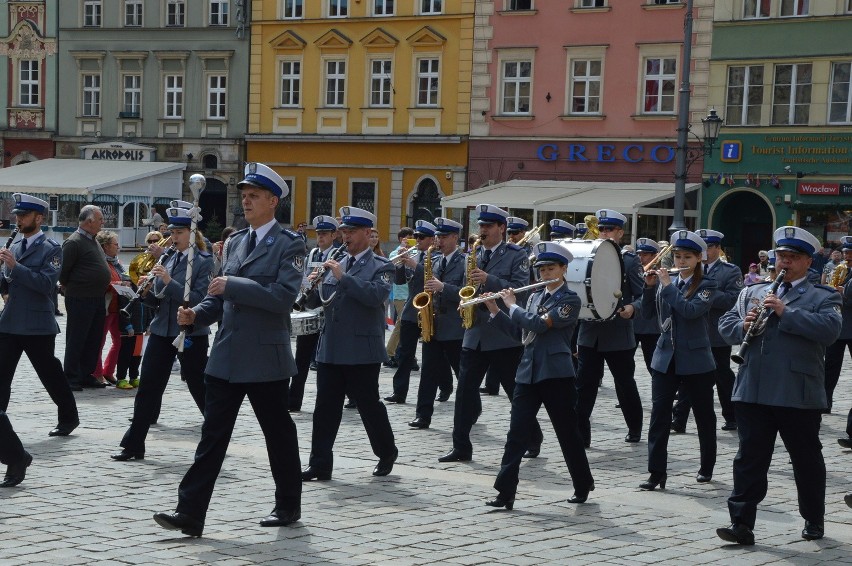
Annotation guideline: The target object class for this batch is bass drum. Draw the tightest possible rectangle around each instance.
[555,238,624,321]
[291,309,325,336]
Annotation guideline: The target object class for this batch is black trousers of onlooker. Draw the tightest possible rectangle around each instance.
[452,346,541,455]
[824,338,852,412]
[672,345,735,427]
[494,378,593,498]
[648,366,716,476]
[0,332,78,425]
[634,333,659,374]
[176,375,301,522]
[116,335,142,381]
[728,402,825,529]
[0,411,26,466]
[308,362,396,472]
[120,334,208,453]
[576,345,643,445]
[63,296,105,387]
[290,332,320,410]
[415,338,460,421]
[391,320,420,400]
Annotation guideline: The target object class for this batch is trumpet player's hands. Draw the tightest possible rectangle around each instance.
[208,276,228,296]
[470,268,489,286]
[481,292,500,315]
[150,264,171,285]
[401,254,418,269]
[618,304,634,319]
[0,248,16,269]
[424,277,444,293]
[325,259,343,280]
[656,268,672,287]
[644,272,658,287]
[499,288,516,308]
[177,306,196,326]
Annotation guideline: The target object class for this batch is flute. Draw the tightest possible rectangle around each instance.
[642,266,691,277]
[458,278,562,307]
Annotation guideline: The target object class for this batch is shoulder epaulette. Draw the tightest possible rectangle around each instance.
[506,243,522,252]
[623,250,637,258]
[45,238,60,247]
[374,255,392,264]
[281,228,300,239]
[197,250,212,258]
[232,227,249,236]
[814,283,837,293]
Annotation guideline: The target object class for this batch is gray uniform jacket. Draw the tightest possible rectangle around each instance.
[704,260,744,348]
[193,226,305,382]
[317,249,394,364]
[462,242,529,351]
[719,280,842,409]
[149,248,214,338]
[578,249,642,352]
[839,271,852,340]
[395,250,429,324]
[0,234,61,335]
[642,278,717,375]
[492,284,580,383]
[432,251,466,341]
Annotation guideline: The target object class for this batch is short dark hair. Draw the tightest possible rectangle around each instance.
[397,227,414,239]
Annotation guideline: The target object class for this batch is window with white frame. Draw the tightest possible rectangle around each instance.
[374,0,394,16]
[500,59,532,114]
[421,0,442,14]
[780,0,808,16]
[164,74,184,118]
[579,0,606,6]
[652,0,680,4]
[283,0,303,18]
[771,63,811,125]
[725,65,763,126]
[207,75,227,119]
[324,60,346,107]
[829,61,852,124]
[84,1,102,26]
[370,60,392,107]
[416,58,439,107]
[125,0,143,26]
[280,60,301,107]
[167,0,186,26]
[122,74,142,115]
[210,0,229,25]
[508,0,532,9]
[82,74,101,116]
[743,0,770,19]
[642,57,676,113]
[19,60,39,106]
[569,59,602,114]
[329,0,348,17]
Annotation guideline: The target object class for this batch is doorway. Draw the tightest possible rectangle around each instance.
[410,177,442,227]
[712,190,774,272]
[199,177,227,240]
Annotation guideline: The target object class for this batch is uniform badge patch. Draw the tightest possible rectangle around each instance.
[266,236,275,246]
[736,277,744,288]
[834,305,842,315]
[558,304,573,318]
[521,257,530,271]
[293,255,305,272]
[381,271,392,284]
[49,254,61,270]
[698,289,711,302]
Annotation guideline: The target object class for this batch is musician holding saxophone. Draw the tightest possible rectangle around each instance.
[716,227,841,545]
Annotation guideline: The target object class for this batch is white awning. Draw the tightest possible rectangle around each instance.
[0,158,186,199]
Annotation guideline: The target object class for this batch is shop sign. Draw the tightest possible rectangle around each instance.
[711,133,852,175]
[81,142,155,162]
[536,143,675,164]
[798,182,852,196]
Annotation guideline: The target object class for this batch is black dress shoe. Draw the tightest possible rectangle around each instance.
[0,452,32,488]
[153,512,204,537]
[478,387,498,395]
[670,422,686,434]
[111,449,145,461]
[301,466,331,481]
[408,417,430,429]
[383,357,398,368]
[721,421,738,431]
[437,389,452,402]
[260,507,301,527]
[523,446,540,458]
[696,473,712,483]
[625,431,641,443]
[438,448,471,463]
[48,420,79,437]
[802,521,824,540]
[845,493,852,508]
[412,360,420,371]
[639,473,667,491]
[383,394,406,404]
[838,437,852,449]
[485,493,514,510]
[568,483,594,504]
[716,523,754,545]
[309,361,318,371]
[68,382,83,392]
[372,448,398,476]
[344,400,357,409]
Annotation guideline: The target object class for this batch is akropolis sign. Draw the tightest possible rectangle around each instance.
[535,143,676,164]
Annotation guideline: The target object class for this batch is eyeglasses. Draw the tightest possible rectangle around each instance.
[598,226,618,232]
[507,230,521,235]
[147,239,159,244]
[414,234,429,240]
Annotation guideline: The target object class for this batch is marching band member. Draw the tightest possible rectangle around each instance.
[384,220,437,404]
[716,227,841,545]
[824,235,852,418]
[671,229,743,433]
[0,194,79,437]
[548,219,575,241]
[764,249,777,281]
[302,206,398,480]
[574,223,588,239]
[506,217,529,249]
[630,238,662,373]
[154,163,305,535]
[575,209,644,447]
[484,242,594,509]
[439,204,541,463]
[112,207,214,461]
[410,218,465,429]
[290,215,340,412]
[639,231,717,491]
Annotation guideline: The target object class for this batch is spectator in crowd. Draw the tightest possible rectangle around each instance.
[211,226,236,276]
[385,227,415,368]
[757,251,770,277]
[94,231,131,386]
[144,206,164,229]
[743,263,763,286]
[370,228,385,257]
[822,249,842,284]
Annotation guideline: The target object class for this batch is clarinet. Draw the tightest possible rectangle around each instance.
[119,244,178,317]
[1,227,20,280]
[294,244,348,311]
[730,268,787,365]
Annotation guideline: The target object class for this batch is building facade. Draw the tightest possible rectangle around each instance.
[54,0,250,239]
[704,0,852,267]
[245,0,474,240]
[467,0,714,240]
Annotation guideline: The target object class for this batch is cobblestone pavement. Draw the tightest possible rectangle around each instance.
[2,295,852,565]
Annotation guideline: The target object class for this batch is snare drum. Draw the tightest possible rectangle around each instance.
[291,309,324,336]
[554,239,624,321]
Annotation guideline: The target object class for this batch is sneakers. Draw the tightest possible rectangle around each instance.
[129,378,141,388]
[116,379,134,390]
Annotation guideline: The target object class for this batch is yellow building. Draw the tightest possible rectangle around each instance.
[247,0,474,240]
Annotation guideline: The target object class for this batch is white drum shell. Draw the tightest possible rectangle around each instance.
[551,238,624,321]
[291,309,324,335]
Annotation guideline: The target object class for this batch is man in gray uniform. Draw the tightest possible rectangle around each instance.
[154,163,305,537]
[717,227,841,545]
[0,194,79,437]
[301,206,398,480]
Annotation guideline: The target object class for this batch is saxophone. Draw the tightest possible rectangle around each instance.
[412,245,435,342]
[458,238,481,329]
[830,261,849,287]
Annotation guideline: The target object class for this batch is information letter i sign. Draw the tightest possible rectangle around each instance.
[720,141,742,163]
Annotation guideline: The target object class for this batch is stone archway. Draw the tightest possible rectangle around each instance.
[709,189,775,271]
[409,176,443,228]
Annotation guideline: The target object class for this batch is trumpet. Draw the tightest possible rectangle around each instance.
[516,224,544,247]
[392,246,422,265]
[120,244,178,317]
[641,243,672,274]
[458,278,562,307]
[642,266,691,277]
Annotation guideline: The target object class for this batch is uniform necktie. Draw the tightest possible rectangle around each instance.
[314,248,322,262]
[171,252,182,275]
[346,255,356,272]
[482,248,492,267]
[419,251,425,263]
[704,264,709,275]
[247,231,257,255]
[677,279,686,291]
[440,257,447,275]
[20,238,27,254]
[777,281,792,299]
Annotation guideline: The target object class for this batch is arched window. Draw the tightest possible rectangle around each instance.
[202,154,218,169]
